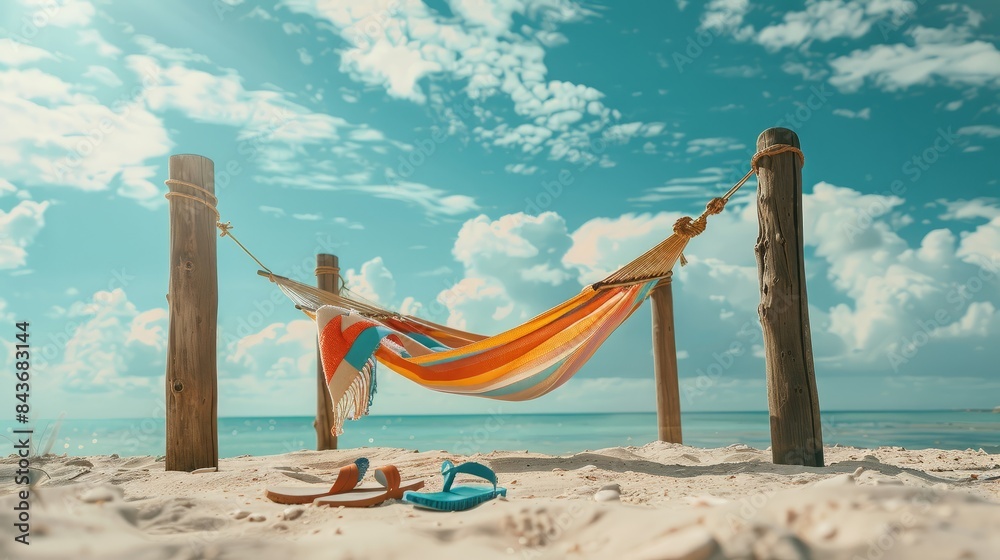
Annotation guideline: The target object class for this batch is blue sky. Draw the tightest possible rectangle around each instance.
[1,0,999,419]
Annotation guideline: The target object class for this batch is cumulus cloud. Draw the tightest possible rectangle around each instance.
[280,0,656,165]
[828,11,1000,92]
[226,319,315,379]
[0,65,171,204]
[0,199,49,269]
[344,257,397,305]
[49,289,168,391]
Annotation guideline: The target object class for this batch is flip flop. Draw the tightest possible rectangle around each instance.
[313,465,425,508]
[265,458,370,504]
[402,460,506,511]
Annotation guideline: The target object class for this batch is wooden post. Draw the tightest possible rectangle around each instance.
[651,272,682,443]
[314,254,339,450]
[754,128,823,467]
[165,154,218,471]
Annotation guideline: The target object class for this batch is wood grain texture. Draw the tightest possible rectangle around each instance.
[315,253,339,450]
[165,154,218,471]
[651,274,682,443]
[754,128,824,466]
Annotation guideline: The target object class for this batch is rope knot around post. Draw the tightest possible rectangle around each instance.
[751,143,805,173]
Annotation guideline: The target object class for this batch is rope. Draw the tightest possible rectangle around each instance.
[671,144,805,242]
[164,179,273,275]
[752,143,804,171]
[315,266,339,276]
[163,192,221,220]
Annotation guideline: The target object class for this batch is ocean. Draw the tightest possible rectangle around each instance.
[4,410,998,458]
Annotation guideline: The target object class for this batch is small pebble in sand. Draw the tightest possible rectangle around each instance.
[230,510,250,520]
[282,507,305,521]
[247,513,266,522]
[812,522,837,540]
[81,486,123,504]
[552,467,565,472]
[685,494,727,507]
[594,484,621,502]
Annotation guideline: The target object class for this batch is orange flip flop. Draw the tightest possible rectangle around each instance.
[265,458,369,504]
[313,465,424,508]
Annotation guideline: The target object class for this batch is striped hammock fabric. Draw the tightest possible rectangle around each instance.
[316,280,658,435]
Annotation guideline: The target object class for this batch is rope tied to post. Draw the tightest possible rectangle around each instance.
[164,179,275,278]
[670,143,804,265]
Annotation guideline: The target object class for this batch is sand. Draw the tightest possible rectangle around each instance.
[2,443,998,559]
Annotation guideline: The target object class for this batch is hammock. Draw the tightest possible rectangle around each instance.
[225,145,803,435]
[263,194,729,435]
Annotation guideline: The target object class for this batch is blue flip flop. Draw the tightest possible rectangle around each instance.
[402,460,507,511]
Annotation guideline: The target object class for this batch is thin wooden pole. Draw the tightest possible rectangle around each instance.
[651,272,682,443]
[165,154,218,471]
[754,128,823,467]
[314,254,339,450]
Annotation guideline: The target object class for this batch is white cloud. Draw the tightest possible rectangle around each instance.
[505,163,538,175]
[829,26,1000,92]
[77,29,122,58]
[753,0,914,51]
[0,38,55,66]
[685,137,745,156]
[803,183,1000,366]
[226,319,315,379]
[0,199,49,269]
[700,0,751,38]
[832,107,871,119]
[297,47,313,65]
[958,125,1000,138]
[439,211,577,331]
[82,65,123,87]
[19,0,96,28]
[280,0,646,165]
[50,289,168,391]
[344,257,397,305]
[127,55,348,144]
[0,66,172,204]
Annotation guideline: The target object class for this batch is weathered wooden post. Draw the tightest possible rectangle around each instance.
[754,128,823,466]
[165,154,219,471]
[651,272,682,443]
[314,254,339,450]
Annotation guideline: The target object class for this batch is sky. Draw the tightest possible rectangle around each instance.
[1,0,999,420]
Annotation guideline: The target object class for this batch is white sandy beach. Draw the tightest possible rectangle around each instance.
[2,443,998,559]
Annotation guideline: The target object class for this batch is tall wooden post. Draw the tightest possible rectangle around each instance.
[314,254,339,450]
[165,154,218,471]
[651,272,682,443]
[754,128,823,466]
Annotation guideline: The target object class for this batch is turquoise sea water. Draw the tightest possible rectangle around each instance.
[3,411,998,458]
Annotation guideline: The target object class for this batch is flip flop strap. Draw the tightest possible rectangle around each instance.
[329,457,368,494]
[374,465,401,493]
[441,461,497,493]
